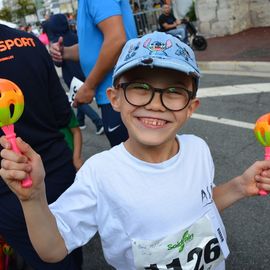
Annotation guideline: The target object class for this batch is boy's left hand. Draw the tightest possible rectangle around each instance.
[241,160,270,197]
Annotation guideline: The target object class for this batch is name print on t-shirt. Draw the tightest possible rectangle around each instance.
[0,37,36,52]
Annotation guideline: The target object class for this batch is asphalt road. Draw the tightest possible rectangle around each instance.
[79,73,270,270]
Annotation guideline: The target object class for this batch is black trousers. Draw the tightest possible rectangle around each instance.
[0,161,83,270]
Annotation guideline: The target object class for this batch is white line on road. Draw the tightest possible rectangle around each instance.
[197,83,270,98]
[191,113,254,129]
[190,83,270,129]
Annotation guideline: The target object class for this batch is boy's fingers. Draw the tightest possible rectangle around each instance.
[0,136,11,149]
[261,169,270,177]
[1,148,27,163]
[0,167,28,182]
[259,160,270,170]
[256,182,270,192]
[16,138,39,161]
[1,158,31,172]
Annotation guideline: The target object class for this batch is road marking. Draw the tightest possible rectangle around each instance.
[190,83,270,129]
[197,83,270,98]
[191,113,254,129]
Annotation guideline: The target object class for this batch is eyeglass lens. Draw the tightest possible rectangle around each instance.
[122,82,192,111]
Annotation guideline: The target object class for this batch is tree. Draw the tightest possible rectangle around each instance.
[15,0,36,20]
[0,7,12,21]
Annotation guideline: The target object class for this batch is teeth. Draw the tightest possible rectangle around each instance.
[141,118,166,126]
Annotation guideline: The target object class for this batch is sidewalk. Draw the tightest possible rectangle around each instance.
[194,26,270,76]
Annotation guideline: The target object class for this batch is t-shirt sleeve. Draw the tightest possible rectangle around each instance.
[68,110,79,129]
[90,0,121,25]
[49,161,98,253]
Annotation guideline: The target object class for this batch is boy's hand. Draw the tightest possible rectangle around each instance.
[214,160,270,211]
[0,136,45,201]
[240,160,270,197]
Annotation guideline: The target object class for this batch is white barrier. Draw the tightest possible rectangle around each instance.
[133,8,162,36]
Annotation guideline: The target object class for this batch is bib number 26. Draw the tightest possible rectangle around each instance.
[144,238,221,270]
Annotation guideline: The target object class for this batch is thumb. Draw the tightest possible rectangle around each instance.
[58,36,63,47]
[16,137,38,161]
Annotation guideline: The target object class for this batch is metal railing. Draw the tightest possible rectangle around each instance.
[133,8,162,36]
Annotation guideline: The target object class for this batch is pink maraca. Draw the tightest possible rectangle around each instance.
[254,113,270,196]
[0,79,32,188]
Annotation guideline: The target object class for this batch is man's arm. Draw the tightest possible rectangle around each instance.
[74,15,126,105]
[213,160,270,211]
[0,137,68,262]
[63,43,80,62]
[162,21,178,30]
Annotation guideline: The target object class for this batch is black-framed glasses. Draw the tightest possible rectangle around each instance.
[117,82,195,111]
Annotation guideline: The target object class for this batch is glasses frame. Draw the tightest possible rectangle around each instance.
[117,82,196,111]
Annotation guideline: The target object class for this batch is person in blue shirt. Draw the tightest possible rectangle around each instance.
[48,13,104,135]
[50,0,137,146]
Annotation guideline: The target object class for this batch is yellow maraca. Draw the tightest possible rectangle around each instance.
[254,113,270,196]
[0,79,32,188]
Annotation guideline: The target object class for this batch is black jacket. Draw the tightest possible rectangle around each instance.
[0,24,73,195]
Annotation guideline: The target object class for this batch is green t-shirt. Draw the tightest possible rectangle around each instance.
[60,110,79,151]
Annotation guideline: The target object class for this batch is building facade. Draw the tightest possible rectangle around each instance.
[196,0,270,37]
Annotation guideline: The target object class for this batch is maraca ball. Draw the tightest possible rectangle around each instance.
[254,113,270,146]
[0,79,24,127]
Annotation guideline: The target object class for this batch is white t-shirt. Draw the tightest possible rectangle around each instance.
[50,134,229,269]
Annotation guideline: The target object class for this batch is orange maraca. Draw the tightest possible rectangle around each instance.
[254,113,270,196]
[0,79,32,188]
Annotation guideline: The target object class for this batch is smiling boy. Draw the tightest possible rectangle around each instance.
[1,32,270,270]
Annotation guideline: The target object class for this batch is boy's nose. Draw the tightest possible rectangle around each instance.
[144,92,166,111]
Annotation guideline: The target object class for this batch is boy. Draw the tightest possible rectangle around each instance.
[1,32,270,270]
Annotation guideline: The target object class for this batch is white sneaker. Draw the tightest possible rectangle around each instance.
[79,125,86,130]
[96,126,104,135]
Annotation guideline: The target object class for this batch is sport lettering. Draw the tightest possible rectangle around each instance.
[0,37,36,52]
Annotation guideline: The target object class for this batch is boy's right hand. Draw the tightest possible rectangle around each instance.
[0,136,45,201]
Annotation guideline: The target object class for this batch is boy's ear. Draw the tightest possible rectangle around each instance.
[187,98,200,118]
[106,87,121,112]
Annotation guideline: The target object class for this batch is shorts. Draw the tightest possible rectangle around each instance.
[100,103,128,147]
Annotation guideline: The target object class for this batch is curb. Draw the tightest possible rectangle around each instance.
[197,61,270,77]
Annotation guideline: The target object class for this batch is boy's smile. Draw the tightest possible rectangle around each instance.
[108,67,200,162]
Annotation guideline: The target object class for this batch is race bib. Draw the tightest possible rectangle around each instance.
[69,77,83,105]
[132,213,228,270]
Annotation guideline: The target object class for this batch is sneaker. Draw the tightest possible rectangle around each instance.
[96,126,104,135]
[79,125,86,130]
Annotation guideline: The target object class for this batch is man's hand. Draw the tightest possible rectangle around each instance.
[49,36,64,63]
[73,82,96,107]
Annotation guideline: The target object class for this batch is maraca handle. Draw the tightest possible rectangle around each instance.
[258,147,270,196]
[265,147,270,161]
[5,133,32,188]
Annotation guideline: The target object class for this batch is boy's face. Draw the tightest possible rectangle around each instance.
[107,67,199,149]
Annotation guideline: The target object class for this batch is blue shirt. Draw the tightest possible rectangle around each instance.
[77,0,137,105]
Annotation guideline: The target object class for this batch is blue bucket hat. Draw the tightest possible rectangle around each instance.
[113,31,201,90]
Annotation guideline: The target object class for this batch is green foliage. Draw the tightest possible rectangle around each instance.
[185,0,197,22]
[0,7,12,21]
[16,0,36,19]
